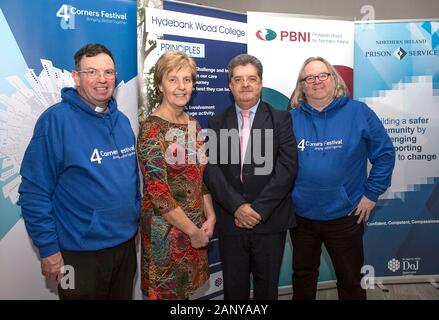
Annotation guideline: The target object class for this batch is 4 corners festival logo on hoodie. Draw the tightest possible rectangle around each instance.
[90,145,136,164]
[256,28,277,41]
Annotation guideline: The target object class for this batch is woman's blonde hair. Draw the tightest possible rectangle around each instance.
[154,51,197,103]
[290,56,348,108]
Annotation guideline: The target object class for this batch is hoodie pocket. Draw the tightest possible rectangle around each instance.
[293,185,353,219]
[80,204,138,244]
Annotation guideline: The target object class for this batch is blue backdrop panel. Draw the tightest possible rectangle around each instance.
[355,21,439,277]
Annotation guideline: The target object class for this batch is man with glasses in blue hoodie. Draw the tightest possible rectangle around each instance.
[18,43,140,299]
[289,56,395,300]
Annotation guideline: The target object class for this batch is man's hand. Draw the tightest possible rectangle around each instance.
[41,251,64,283]
[234,203,261,229]
[354,196,376,224]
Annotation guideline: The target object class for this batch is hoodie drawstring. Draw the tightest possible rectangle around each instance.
[104,113,122,156]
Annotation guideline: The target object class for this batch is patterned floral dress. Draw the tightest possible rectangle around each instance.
[137,115,209,300]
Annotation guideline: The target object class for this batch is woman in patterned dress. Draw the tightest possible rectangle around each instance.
[137,51,216,300]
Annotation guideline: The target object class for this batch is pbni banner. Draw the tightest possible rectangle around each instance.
[354,21,439,278]
[247,12,354,110]
[138,0,246,299]
[247,12,354,286]
[0,0,137,299]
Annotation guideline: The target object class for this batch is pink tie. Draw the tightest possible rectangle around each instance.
[240,109,251,182]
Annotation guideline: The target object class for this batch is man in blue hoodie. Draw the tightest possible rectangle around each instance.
[18,44,140,299]
[289,57,395,300]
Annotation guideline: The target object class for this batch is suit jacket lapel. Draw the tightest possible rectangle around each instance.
[244,102,270,178]
[251,101,270,131]
[223,106,241,178]
[224,106,239,130]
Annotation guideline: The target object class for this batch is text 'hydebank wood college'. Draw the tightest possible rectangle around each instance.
[146,8,246,44]
[152,17,245,38]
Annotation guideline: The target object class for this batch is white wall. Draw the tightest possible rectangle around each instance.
[0,220,58,299]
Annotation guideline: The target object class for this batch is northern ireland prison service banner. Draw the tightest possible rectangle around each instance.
[0,0,137,299]
[354,20,439,278]
[247,12,354,286]
[138,0,246,299]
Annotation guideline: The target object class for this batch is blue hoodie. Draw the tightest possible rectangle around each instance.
[290,95,395,221]
[18,87,140,258]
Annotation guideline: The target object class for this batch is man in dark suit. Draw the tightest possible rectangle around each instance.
[204,54,297,300]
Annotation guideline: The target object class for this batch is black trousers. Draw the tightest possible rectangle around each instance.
[58,237,137,300]
[291,214,366,300]
[219,231,287,300]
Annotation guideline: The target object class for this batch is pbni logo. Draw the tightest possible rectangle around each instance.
[56,4,75,30]
[256,29,277,41]
[393,47,407,60]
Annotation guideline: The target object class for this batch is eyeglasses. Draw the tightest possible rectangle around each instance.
[301,72,331,84]
[77,68,116,79]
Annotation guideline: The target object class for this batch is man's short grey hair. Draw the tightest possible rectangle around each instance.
[228,54,263,81]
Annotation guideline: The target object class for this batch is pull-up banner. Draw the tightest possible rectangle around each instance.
[247,11,354,286]
[141,1,246,129]
[247,12,354,110]
[354,20,439,278]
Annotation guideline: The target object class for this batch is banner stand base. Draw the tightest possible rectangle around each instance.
[277,275,439,298]
[429,280,439,290]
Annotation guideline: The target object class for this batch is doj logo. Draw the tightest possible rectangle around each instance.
[387,258,400,272]
[388,257,421,274]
